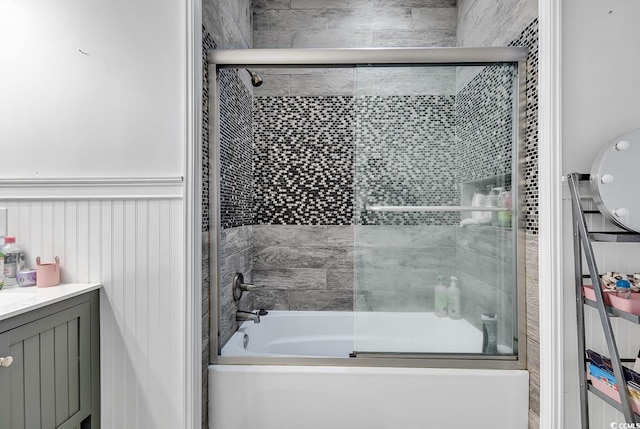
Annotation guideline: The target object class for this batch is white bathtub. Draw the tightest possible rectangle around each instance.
[221,310,504,356]
[210,311,529,429]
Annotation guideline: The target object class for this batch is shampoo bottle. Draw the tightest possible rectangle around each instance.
[434,275,448,317]
[482,313,498,354]
[447,276,461,320]
[0,247,4,290]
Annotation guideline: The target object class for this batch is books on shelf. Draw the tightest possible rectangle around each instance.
[587,349,640,414]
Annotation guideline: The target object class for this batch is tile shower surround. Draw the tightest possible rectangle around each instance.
[201,28,216,429]
[216,20,539,350]
[251,61,516,229]
[216,22,540,233]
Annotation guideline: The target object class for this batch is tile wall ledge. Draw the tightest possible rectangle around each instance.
[0,176,184,200]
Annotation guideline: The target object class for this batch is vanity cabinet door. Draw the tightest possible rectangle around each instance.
[0,301,91,429]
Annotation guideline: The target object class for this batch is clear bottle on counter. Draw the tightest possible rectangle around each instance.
[0,247,4,290]
[616,279,632,299]
[2,237,23,286]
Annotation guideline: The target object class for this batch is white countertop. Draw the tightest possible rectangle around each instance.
[0,283,102,322]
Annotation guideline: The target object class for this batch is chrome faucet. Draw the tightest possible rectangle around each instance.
[236,310,260,324]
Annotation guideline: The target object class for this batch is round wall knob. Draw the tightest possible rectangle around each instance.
[0,356,14,368]
[615,140,630,151]
[601,174,615,184]
[614,208,630,224]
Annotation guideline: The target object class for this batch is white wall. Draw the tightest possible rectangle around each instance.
[0,1,195,428]
[0,0,185,178]
[562,1,640,426]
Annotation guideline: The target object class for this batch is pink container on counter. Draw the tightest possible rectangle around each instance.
[36,256,60,288]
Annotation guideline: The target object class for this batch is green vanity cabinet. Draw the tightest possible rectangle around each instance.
[0,290,100,429]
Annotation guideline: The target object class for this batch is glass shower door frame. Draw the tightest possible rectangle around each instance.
[208,47,528,370]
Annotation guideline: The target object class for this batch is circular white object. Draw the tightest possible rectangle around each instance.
[591,130,640,232]
[614,208,629,217]
[615,140,630,151]
[601,174,614,184]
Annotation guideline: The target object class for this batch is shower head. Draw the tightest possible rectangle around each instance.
[245,69,263,87]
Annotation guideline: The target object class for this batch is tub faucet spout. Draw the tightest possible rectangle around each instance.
[236,310,260,324]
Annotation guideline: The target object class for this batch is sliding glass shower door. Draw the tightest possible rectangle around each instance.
[352,63,521,357]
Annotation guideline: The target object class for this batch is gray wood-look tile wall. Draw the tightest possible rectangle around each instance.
[252,225,354,311]
[219,225,255,347]
[204,0,253,49]
[457,0,537,48]
[253,0,456,48]
[252,0,457,97]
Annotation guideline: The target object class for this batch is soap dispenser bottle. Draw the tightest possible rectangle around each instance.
[434,275,448,317]
[481,313,498,353]
[447,276,461,320]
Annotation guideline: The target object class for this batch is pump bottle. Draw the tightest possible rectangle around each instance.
[447,276,461,320]
[434,275,448,317]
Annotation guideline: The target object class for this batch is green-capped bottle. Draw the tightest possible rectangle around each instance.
[0,247,4,290]
[434,275,447,317]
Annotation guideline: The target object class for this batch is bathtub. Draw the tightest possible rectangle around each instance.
[210,311,529,429]
[221,310,497,357]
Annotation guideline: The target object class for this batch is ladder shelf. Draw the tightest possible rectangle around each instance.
[568,172,640,427]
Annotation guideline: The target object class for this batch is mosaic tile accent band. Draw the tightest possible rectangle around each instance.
[202,29,216,232]
[253,87,521,226]
[511,19,539,233]
[455,65,516,184]
[354,95,459,226]
[253,96,355,225]
[220,69,254,229]
[221,20,538,232]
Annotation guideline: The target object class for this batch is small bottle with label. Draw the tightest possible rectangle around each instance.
[2,237,23,287]
[482,313,498,354]
[434,275,448,317]
[0,246,4,290]
[616,279,632,299]
[447,276,462,320]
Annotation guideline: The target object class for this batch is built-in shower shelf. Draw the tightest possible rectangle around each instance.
[366,205,509,212]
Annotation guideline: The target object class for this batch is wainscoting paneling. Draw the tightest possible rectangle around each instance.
[0,198,185,429]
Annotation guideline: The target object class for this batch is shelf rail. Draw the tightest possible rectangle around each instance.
[568,172,639,426]
[366,205,509,212]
